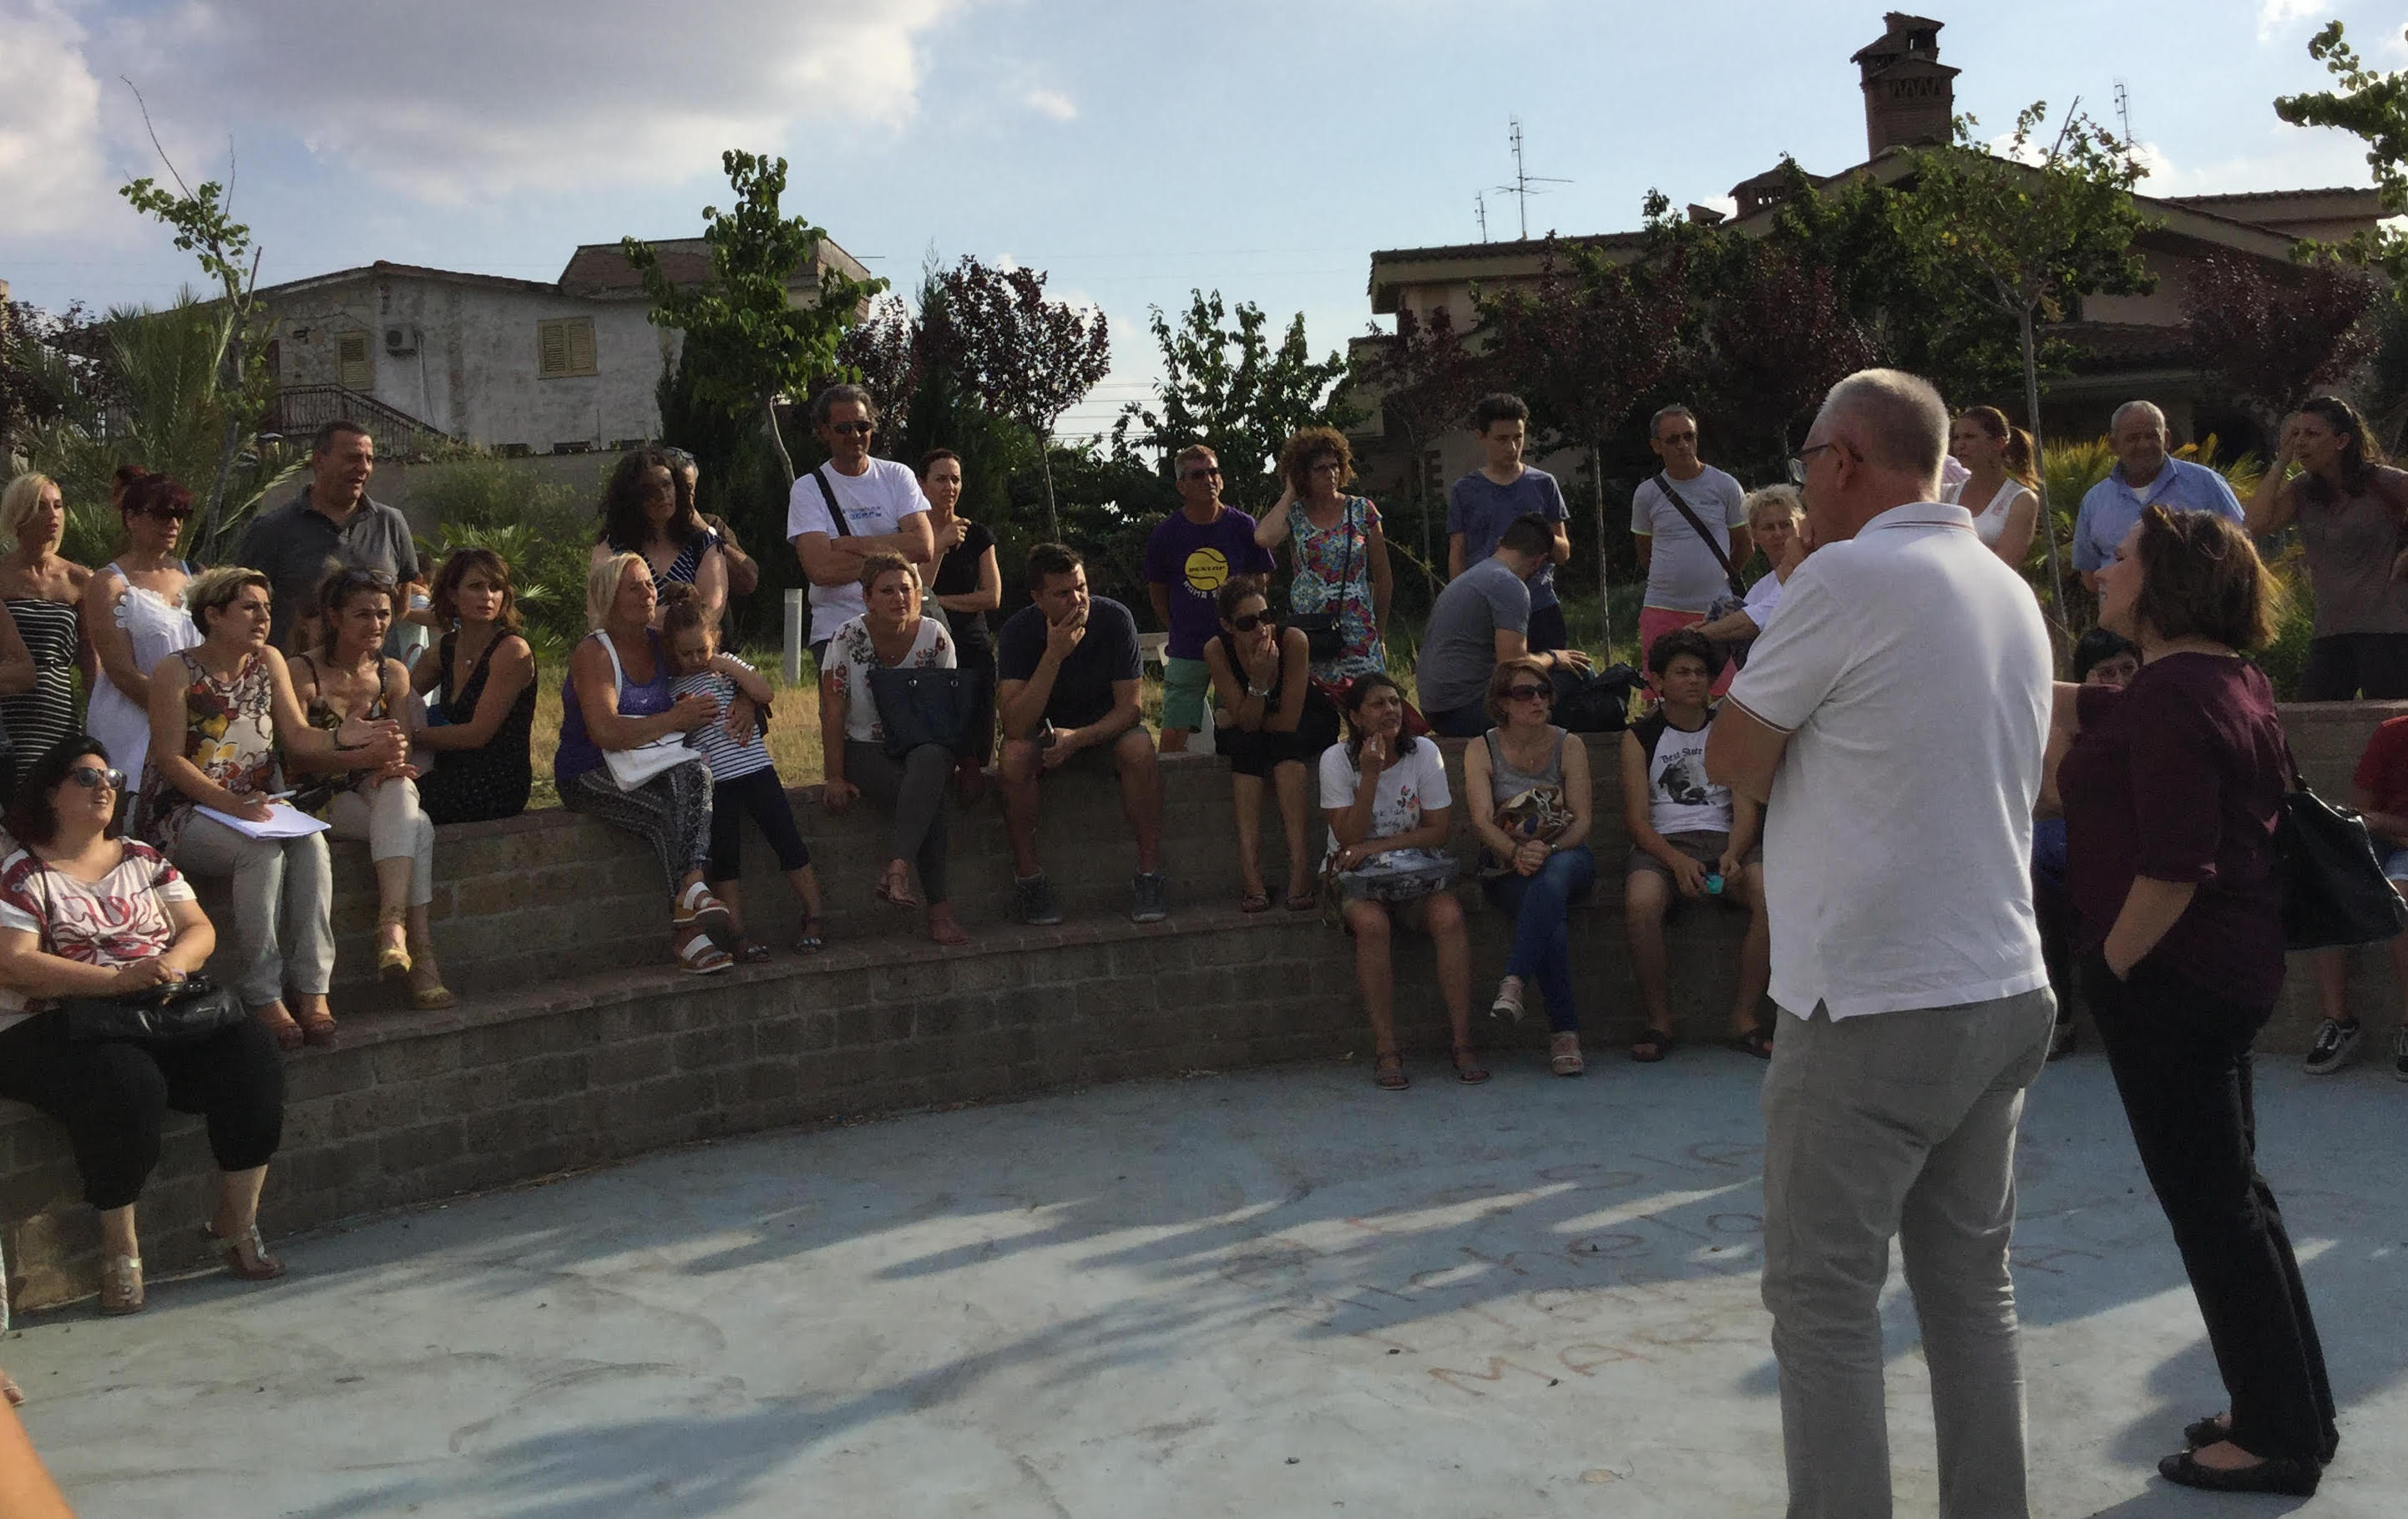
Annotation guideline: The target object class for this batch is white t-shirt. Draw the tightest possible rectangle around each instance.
[820,613,956,746]
[1725,502,2052,1020]
[786,458,932,642]
[1743,570,1786,629]
[1318,738,1453,869]
[1631,466,1748,613]
[1637,711,1733,836]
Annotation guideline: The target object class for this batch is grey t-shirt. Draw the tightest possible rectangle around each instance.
[234,492,422,652]
[1631,465,1747,613]
[1417,556,1530,715]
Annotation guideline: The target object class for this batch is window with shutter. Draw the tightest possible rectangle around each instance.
[336,332,372,390]
[537,317,599,379]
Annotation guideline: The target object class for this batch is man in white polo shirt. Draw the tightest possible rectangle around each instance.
[1707,369,2055,1519]
[787,383,938,666]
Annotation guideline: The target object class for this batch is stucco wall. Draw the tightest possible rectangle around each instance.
[270,274,679,450]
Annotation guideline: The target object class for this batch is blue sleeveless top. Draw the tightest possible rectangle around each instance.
[554,628,674,785]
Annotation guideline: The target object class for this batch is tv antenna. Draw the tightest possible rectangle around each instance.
[1496,117,1571,241]
[1475,192,1490,242]
[2113,78,2132,144]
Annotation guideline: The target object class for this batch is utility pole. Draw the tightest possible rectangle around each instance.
[1475,192,1489,242]
[1496,117,1570,241]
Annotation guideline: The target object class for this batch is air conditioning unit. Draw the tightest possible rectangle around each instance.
[384,326,421,356]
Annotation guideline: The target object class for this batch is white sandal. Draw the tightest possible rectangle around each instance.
[99,1252,144,1315]
[673,881,735,944]
[674,924,733,975]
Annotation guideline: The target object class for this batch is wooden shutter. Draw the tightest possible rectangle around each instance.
[336,332,372,389]
[566,318,596,375]
[538,317,598,378]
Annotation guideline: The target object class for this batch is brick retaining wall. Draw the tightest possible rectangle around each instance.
[4,701,2401,1311]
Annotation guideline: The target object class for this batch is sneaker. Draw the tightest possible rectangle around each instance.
[2394,1025,2408,1082]
[2046,1020,2077,1061]
[1131,870,1170,924]
[2303,1017,2363,1076]
[1490,975,1525,1022]
[1014,873,1064,927]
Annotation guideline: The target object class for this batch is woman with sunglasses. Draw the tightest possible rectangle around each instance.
[135,568,407,1049]
[1201,577,1335,913]
[590,447,727,630]
[82,473,200,815]
[0,737,290,1316]
[0,473,95,796]
[286,569,453,1010]
[1464,656,1596,1075]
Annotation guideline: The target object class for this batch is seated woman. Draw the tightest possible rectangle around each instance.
[1201,577,1337,913]
[135,569,405,1049]
[408,548,536,826]
[1620,628,1771,1062]
[1322,672,1480,1091]
[0,737,289,1315]
[589,448,727,630]
[286,569,453,1010]
[1697,485,1807,650]
[1463,656,1596,1076]
[819,552,969,946]
[555,553,734,974]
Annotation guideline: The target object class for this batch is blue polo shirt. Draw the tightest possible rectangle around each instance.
[2072,458,2244,573]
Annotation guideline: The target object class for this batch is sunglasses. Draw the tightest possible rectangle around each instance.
[136,504,194,522]
[1505,684,1553,702]
[1229,610,1273,632]
[336,567,397,590]
[66,765,127,792]
[827,421,875,437]
[660,448,696,468]
[1183,467,1222,480]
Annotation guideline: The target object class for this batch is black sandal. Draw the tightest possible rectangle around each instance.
[1630,1027,1677,1063]
[793,916,826,954]
[1729,1025,1774,1060]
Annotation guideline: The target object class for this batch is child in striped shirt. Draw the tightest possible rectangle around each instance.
[663,589,825,958]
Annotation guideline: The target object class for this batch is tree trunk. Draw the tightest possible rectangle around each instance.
[1590,436,1612,660]
[198,414,244,562]
[1036,433,1061,541]
[762,392,797,485]
[2019,306,2070,630]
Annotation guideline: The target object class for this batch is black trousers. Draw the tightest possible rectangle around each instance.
[709,767,812,879]
[0,1011,285,1211]
[2299,632,2408,701]
[2083,953,2338,1463]
[956,641,999,768]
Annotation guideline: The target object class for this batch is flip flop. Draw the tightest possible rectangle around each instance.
[1630,1027,1677,1063]
[1239,889,1271,914]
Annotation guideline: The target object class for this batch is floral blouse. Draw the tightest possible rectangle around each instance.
[134,649,279,853]
[822,613,956,746]
[1288,496,1385,683]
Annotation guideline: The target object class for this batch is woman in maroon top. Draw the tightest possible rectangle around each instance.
[2055,505,2334,1496]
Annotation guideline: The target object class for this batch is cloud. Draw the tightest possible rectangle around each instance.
[0,1,117,234]
[83,0,976,204]
[2256,0,2323,42]
[1025,88,1078,123]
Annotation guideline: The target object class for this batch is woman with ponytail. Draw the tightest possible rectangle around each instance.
[1946,407,2041,569]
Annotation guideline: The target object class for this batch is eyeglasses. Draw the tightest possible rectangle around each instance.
[1658,431,1698,447]
[1229,611,1273,632]
[65,766,126,792]
[1505,684,1552,702]
[1787,441,1842,486]
[1183,467,1223,480]
[828,421,875,437]
[660,448,696,468]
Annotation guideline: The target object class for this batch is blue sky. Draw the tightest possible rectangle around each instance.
[4,0,2400,443]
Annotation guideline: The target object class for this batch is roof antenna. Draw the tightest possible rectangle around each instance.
[1475,191,1489,243]
[1496,117,1571,241]
[2113,78,2132,145]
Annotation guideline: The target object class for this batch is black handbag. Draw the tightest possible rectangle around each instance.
[868,666,978,758]
[2274,736,2408,951]
[34,866,246,1045]
[1289,501,1358,662]
[1551,664,1640,734]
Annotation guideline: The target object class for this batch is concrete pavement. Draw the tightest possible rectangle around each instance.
[7,1048,2404,1518]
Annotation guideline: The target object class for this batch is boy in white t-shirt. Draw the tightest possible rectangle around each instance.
[1617,628,1771,1063]
[787,385,936,663]
[1318,673,1480,1091]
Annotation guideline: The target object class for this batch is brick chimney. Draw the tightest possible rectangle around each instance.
[1851,13,1959,158]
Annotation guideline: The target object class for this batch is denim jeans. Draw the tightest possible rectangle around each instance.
[1480,845,1596,1031]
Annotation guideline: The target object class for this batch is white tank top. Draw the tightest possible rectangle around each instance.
[1944,478,2022,547]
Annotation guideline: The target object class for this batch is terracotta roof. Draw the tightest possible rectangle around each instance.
[253,261,559,301]
[2048,321,2192,369]
[558,239,715,297]
[2166,188,2382,206]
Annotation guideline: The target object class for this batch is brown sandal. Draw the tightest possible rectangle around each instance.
[254,1002,304,1052]
[1373,1051,1409,1091]
[205,1222,287,1282]
[99,1253,144,1315]
[293,1002,338,1048]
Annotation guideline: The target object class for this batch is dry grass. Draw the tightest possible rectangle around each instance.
[528,646,826,811]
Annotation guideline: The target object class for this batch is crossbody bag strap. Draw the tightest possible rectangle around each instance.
[1654,473,1746,598]
[1330,499,1358,617]
[815,467,851,538]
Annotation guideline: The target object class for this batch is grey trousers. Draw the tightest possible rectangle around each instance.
[1759,987,2055,1519]
[169,814,336,1010]
[844,739,952,903]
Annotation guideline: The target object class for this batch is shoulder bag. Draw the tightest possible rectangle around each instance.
[1289,500,1357,663]
[2274,731,2408,951]
[1654,472,1755,666]
[868,662,977,758]
[36,865,246,1046]
[593,632,702,792]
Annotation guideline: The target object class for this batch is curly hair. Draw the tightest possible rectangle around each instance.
[2294,394,2387,506]
[596,448,704,554]
[1277,427,1355,494]
[1647,626,1725,679]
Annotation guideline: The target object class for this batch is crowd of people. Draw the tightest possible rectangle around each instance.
[0,371,2401,1504]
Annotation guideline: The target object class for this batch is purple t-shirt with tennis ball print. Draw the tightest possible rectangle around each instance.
[1144,507,1276,660]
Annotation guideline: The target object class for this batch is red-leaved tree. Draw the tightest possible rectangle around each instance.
[1703,243,1885,463]
[923,257,1111,539]
[1352,301,1483,589]
[2183,251,2382,429]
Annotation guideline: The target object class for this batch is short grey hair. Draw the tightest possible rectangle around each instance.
[1818,369,1949,485]
[811,383,878,428]
[1648,403,1697,442]
[1743,484,1804,528]
[2110,399,2168,436]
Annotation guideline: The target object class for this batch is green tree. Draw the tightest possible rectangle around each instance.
[1111,290,1354,514]
[2275,21,2408,280]
[1894,105,2158,625]
[1351,301,1482,591]
[622,149,884,485]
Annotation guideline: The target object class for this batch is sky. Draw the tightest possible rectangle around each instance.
[3,0,2401,445]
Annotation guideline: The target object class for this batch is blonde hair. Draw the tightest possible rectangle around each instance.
[0,473,60,554]
[185,565,272,634]
[587,551,651,630]
[856,549,918,595]
[1743,484,1803,529]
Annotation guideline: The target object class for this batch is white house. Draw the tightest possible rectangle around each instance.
[256,236,871,457]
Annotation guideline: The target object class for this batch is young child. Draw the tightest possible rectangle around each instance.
[661,588,826,958]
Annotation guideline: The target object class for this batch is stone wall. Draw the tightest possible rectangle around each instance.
[5,702,2401,1311]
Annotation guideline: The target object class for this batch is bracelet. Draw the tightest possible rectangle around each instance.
[1247,683,1273,699]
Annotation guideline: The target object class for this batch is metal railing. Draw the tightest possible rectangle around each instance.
[265,385,453,461]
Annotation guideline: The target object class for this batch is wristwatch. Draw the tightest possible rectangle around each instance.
[1247,681,1273,699]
